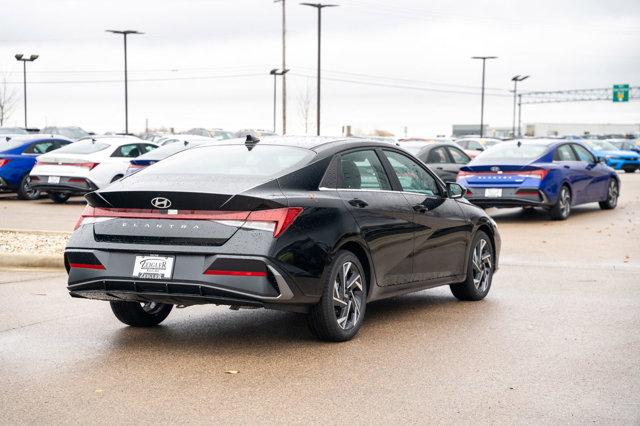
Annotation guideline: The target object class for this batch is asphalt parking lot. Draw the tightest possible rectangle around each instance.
[1,174,639,424]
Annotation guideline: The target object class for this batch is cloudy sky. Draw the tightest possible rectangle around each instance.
[1,0,639,136]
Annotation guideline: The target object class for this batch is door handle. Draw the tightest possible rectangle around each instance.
[348,198,369,208]
[413,204,428,213]
[563,165,570,169]
[436,166,444,170]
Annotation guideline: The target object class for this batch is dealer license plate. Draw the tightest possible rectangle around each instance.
[48,176,60,184]
[484,188,503,197]
[132,255,174,279]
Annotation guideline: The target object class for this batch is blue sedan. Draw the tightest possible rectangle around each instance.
[457,139,620,220]
[583,139,640,173]
[0,135,73,199]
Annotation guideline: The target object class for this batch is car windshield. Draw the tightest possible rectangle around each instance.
[585,140,617,151]
[145,144,315,178]
[0,128,27,135]
[471,142,549,164]
[53,140,110,154]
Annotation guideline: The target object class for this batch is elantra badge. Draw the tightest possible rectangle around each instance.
[151,197,172,209]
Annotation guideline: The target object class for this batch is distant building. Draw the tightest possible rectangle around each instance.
[524,123,640,137]
[452,124,489,137]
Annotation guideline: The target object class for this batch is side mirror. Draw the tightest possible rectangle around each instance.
[446,182,466,199]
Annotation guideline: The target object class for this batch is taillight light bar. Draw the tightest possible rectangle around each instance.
[74,205,303,238]
[36,161,100,170]
[204,269,267,277]
[458,169,549,180]
[69,263,105,270]
[0,159,9,168]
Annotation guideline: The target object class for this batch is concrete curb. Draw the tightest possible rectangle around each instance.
[0,253,65,270]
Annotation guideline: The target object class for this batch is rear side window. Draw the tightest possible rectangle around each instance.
[426,147,449,164]
[448,146,470,164]
[23,141,63,154]
[554,145,577,161]
[145,144,315,179]
[339,150,391,190]
[112,144,142,158]
[54,140,109,154]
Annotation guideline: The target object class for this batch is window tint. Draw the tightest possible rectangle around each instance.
[467,141,482,150]
[468,142,548,165]
[383,150,440,196]
[572,144,596,163]
[112,144,142,158]
[23,141,58,154]
[139,144,156,154]
[426,147,449,163]
[448,147,470,164]
[340,150,391,190]
[554,144,577,161]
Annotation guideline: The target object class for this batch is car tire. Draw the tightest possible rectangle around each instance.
[450,231,494,301]
[111,174,123,183]
[16,175,40,200]
[48,192,71,204]
[110,301,173,327]
[307,250,367,342]
[599,179,619,210]
[622,166,637,173]
[549,185,571,220]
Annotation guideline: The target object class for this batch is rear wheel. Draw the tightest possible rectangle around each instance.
[549,185,571,220]
[110,301,173,327]
[599,179,619,210]
[307,251,367,342]
[16,175,40,200]
[48,192,71,204]
[450,231,494,301]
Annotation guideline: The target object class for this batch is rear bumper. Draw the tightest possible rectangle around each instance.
[30,175,98,194]
[465,187,549,208]
[65,249,312,311]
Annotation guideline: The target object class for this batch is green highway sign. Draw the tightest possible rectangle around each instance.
[613,84,629,102]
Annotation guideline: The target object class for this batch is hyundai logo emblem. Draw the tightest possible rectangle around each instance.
[490,166,500,172]
[151,197,172,209]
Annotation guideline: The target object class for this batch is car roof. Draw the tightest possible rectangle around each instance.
[1,134,73,143]
[77,135,148,145]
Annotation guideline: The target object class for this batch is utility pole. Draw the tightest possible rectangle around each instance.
[301,2,338,136]
[269,68,289,133]
[511,75,529,138]
[106,29,144,135]
[517,94,523,137]
[471,56,497,138]
[14,54,38,128]
[274,0,287,134]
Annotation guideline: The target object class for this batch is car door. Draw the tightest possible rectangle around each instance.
[381,149,470,282]
[421,146,458,182]
[571,143,609,202]
[336,149,415,286]
[553,144,591,204]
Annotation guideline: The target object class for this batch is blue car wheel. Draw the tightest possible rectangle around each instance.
[16,175,40,200]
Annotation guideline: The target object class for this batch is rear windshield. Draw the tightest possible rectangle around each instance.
[53,140,110,154]
[585,140,618,151]
[472,143,549,164]
[136,141,201,160]
[144,144,315,178]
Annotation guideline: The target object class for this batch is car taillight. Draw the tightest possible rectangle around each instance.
[517,169,549,180]
[0,159,9,167]
[77,162,100,170]
[36,161,99,170]
[457,170,472,177]
[73,206,303,238]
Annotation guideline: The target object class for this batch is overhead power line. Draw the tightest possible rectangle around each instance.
[521,87,640,104]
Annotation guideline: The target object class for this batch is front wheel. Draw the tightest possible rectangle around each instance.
[622,166,637,173]
[16,175,40,200]
[549,185,571,220]
[110,301,173,327]
[48,192,71,204]
[307,251,367,342]
[599,179,619,210]
[450,231,494,301]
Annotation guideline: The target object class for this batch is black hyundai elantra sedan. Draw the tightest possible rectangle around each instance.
[65,136,500,341]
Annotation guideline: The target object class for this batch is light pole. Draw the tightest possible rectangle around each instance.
[269,68,289,133]
[511,75,529,138]
[471,56,497,138]
[274,0,288,134]
[106,29,144,134]
[301,2,338,136]
[14,54,39,128]
[517,94,523,137]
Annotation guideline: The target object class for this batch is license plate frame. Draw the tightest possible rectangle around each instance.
[132,255,175,280]
[485,188,503,198]
[48,176,61,184]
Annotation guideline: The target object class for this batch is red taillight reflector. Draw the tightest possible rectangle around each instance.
[457,169,548,180]
[69,262,105,270]
[204,269,267,277]
[37,161,99,170]
[516,189,540,196]
[68,178,86,183]
[247,207,303,237]
[0,159,9,167]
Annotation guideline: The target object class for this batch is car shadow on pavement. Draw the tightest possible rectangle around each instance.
[489,205,605,223]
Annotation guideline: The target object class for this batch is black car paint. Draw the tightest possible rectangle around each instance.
[65,138,500,312]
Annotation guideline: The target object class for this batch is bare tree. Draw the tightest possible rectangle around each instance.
[298,79,313,135]
[0,75,18,126]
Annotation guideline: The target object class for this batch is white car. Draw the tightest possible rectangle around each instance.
[30,135,157,203]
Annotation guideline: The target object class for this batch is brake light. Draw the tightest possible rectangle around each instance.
[457,171,472,177]
[0,159,9,167]
[36,161,99,170]
[204,269,267,277]
[457,169,548,179]
[73,206,304,237]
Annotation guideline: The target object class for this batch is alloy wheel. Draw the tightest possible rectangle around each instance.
[559,187,571,218]
[22,177,39,199]
[607,180,618,207]
[141,302,163,315]
[333,261,364,330]
[471,238,492,292]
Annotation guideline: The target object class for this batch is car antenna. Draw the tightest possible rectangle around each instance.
[5,136,11,142]
[183,140,189,146]
[245,134,260,151]
[517,140,522,147]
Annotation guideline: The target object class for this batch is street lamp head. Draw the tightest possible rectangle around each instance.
[270,68,279,75]
[15,54,23,60]
[521,75,530,81]
[472,56,498,60]
[106,29,144,35]
[511,75,521,81]
[29,54,39,61]
[300,2,339,8]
